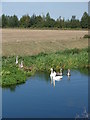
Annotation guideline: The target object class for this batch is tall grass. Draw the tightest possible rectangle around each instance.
[1,48,89,87]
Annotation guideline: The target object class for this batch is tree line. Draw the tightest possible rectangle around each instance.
[1,12,89,29]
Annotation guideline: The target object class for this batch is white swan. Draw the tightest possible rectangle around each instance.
[50,68,63,81]
[67,69,71,76]
[20,61,23,68]
[19,61,23,68]
[50,68,56,79]
[16,56,18,64]
[56,68,63,76]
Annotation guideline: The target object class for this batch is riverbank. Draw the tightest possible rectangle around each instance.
[1,48,89,87]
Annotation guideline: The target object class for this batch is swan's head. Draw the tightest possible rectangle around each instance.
[60,68,62,72]
[50,68,53,72]
[16,56,18,58]
[68,69,70,73]
[21,61,23,64]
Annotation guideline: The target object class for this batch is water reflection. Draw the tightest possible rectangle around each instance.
[50,78,56,87]
[79,68,89,76]
[2,82,25,92]
[1,69,88,91]
[2,85,16,92]
[67,75,70,80]
[50,77,62,87]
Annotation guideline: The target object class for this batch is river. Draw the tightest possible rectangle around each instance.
[2,70,88,118]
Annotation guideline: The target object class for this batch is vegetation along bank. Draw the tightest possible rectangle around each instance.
[1,48,89,87]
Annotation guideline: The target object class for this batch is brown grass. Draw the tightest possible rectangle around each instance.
[2,29,88,56]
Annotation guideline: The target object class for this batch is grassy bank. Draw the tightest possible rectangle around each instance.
[1,48,89,87]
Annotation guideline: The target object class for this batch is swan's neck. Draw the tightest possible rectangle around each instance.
[16,58,18,64]
[51,70,53,74]
[60,72,62,75]
[20,61,23,68]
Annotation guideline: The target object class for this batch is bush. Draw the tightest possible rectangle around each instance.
[83,34,90,38]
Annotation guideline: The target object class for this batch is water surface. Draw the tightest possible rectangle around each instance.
[2,70,88,118]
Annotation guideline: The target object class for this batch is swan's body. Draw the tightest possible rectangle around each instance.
[67,69,71,76]
[56,72,63,76]
[19,61,23,68]
[53,75,63,81]
[20,61,23,68]
[56,68,63,76]
[67,72,71,76]
[50,73,54,79]
[50,70,56,79]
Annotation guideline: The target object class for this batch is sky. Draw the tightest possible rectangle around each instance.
[2,2,88,20]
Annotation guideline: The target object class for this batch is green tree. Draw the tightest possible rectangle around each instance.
[61,18,65,28]
[1,12,88,29]
[30,14,37,27]
[70,16,80,28]
[35,15,44,28]
[56,16,62,28]
[20,15,30,28]
[46,13,50,20]
[12,15,19,27]
[88,16,90,29]
[0,16,2,27]
[44,13,55,28]
[8,15,19,28]
[65,19,71,28]
[2,14,8,28]
[81,12,88,28]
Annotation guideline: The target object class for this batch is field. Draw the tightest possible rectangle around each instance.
[2,29,88,56]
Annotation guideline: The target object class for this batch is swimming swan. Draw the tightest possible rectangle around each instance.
[56,68,63,76]
[50,68,56,79]
[67,69,71,76]
[50,68,63,81]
